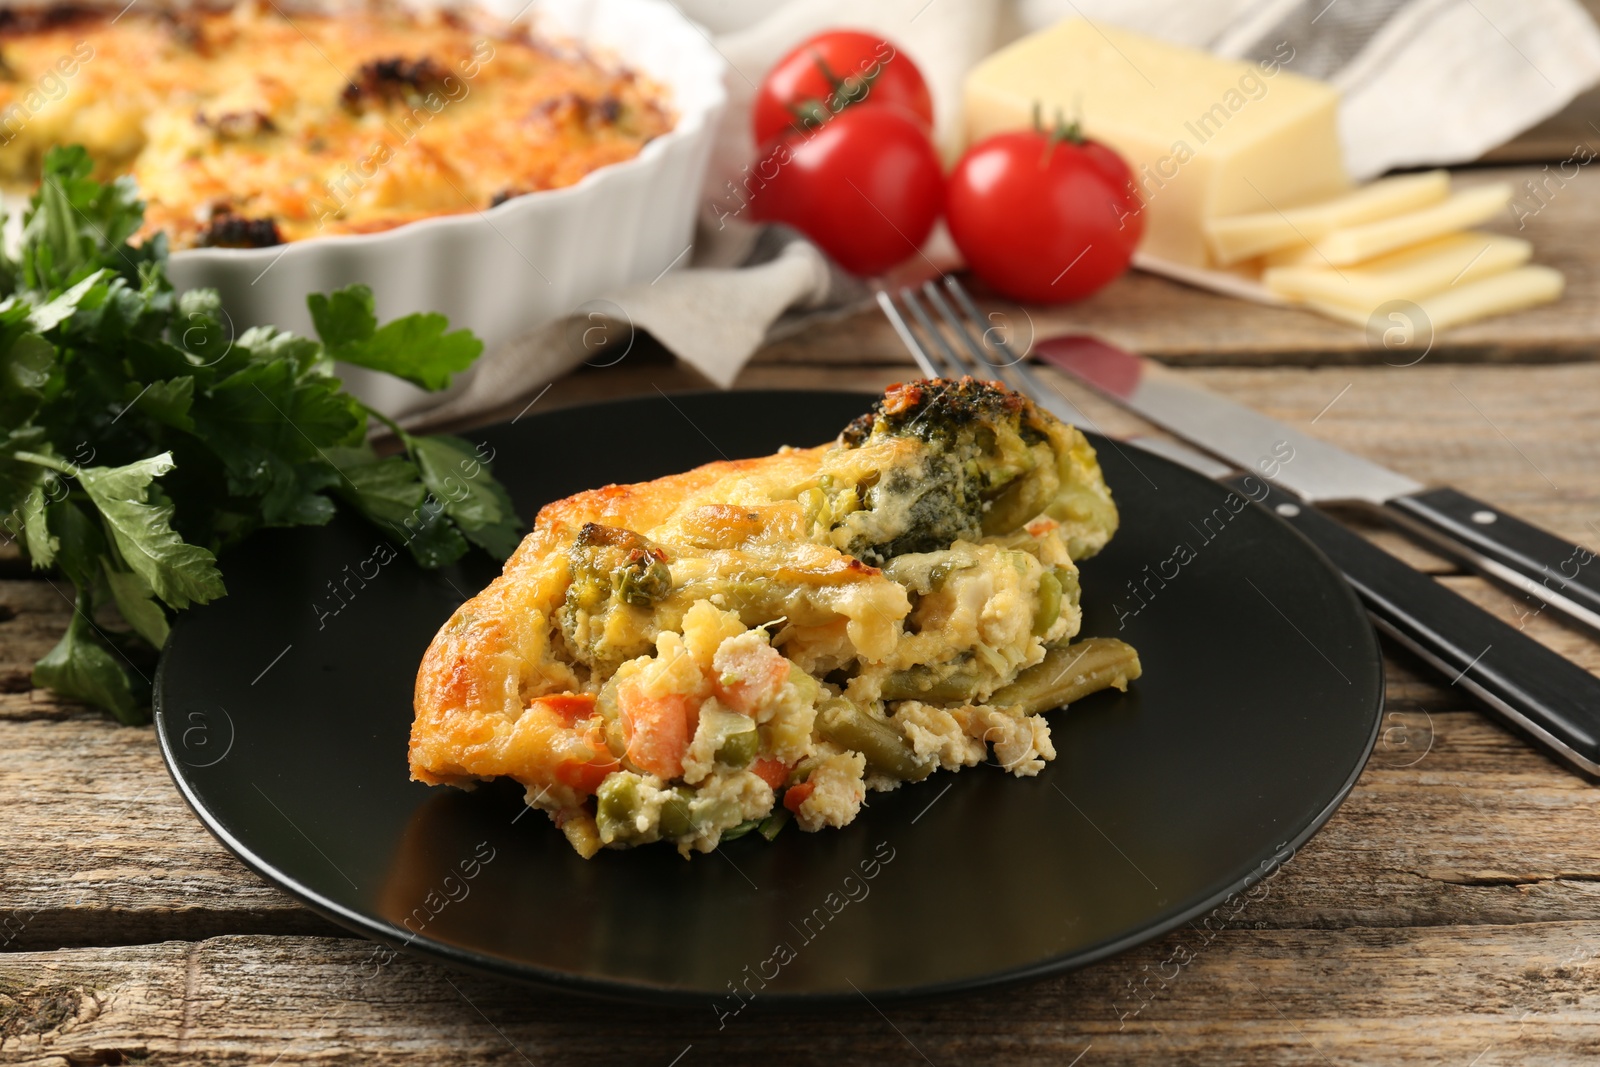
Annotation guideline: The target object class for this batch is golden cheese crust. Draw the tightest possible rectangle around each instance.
[411,380,1140,858]
[0,1,673,247]
[410,446,840,785]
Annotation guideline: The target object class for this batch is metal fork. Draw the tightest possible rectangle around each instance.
[875,277,1108,432]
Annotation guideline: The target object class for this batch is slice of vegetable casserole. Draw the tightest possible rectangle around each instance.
[411,379,1141,857]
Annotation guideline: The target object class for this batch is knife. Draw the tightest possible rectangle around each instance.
[1035,334,1600,639]
[1022,382,1600,778]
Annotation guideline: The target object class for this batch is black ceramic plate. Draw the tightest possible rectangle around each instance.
[155,389,1383,1006]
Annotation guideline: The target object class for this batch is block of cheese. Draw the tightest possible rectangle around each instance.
[1264,184,1512,268]
[1301,265,1564,331]
[963,19,1348,268]
[1264,232,1532,308]
[1204,171,1450,265]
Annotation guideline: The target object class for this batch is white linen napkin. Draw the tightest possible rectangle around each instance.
[401,221,864,431]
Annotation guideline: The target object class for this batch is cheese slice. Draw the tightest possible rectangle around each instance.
[1301,264,1563,332]
[1264,232,1532,307]
[1265,184,1512,268]
[963,19,1348,268]
[1204,170,1450,265]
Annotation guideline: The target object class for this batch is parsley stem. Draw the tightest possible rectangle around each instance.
[12,450,76,475]
[356,395,419,457]
[356,401,416,453]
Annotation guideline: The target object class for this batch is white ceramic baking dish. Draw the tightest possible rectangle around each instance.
[163,0,727,418]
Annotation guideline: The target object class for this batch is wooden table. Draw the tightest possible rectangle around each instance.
[5,163,1600,1065]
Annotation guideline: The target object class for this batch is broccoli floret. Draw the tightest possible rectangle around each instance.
[838,376,1039,450]
[824,377,1117,563]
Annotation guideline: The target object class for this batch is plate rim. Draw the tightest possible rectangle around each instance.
[154,387,1386,1007]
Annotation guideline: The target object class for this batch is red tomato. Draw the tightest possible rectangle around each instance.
[749,106,943,277]
[753,30,933,144]
[946,127,1144,303]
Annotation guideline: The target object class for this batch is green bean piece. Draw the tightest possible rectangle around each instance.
[991,638,1142,715]
[658,786,694,839]
[816,699,933,781]
[714,722,759,768]
[1033,569,1063,636]
[595,773,642,842]
[720,818,761,841]
[879,665,985,703]
[758,808,791,841]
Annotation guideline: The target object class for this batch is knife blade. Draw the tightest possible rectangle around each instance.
[1035,334,1600,638]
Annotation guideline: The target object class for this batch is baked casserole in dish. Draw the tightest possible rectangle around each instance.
[0,0,726,411]
[0,0,675,247]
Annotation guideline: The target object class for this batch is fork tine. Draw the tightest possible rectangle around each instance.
[919,280,992,379]
[899,286,965,378]
[943,275,1059,406]
[874,290,941,379]
[931,277,1040,404]
[944,277,1020,367]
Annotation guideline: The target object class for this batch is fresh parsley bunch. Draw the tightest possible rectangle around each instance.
[0,146,521,722]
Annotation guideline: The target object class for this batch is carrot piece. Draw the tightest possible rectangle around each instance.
[750,757,791,790]
[555,753,620,795]
[535,693,598,725]
[618,682,694,779]
[713,642,791,715]
[782,781,815,813]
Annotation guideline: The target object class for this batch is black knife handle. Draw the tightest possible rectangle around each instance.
[1224,475,1600,776]
[1386,487,1600,635]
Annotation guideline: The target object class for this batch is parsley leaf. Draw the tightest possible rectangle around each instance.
[75,454,226,610]
[306,285,377,349]
[312,283,482,391]
[103,560,171,648]
[409,434,522,559]
[3,146,523,722]
[33,605,145,725]
[22,480,56,567]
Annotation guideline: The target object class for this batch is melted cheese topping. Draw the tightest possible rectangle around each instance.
[0,2,673,247]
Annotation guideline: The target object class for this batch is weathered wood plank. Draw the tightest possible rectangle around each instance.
[3,925,1600,1065]
[1,719,343,950]
[0,582,69,704]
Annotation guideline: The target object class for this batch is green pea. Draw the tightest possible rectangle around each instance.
[658,786,694,839]
[595,773,641,842]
